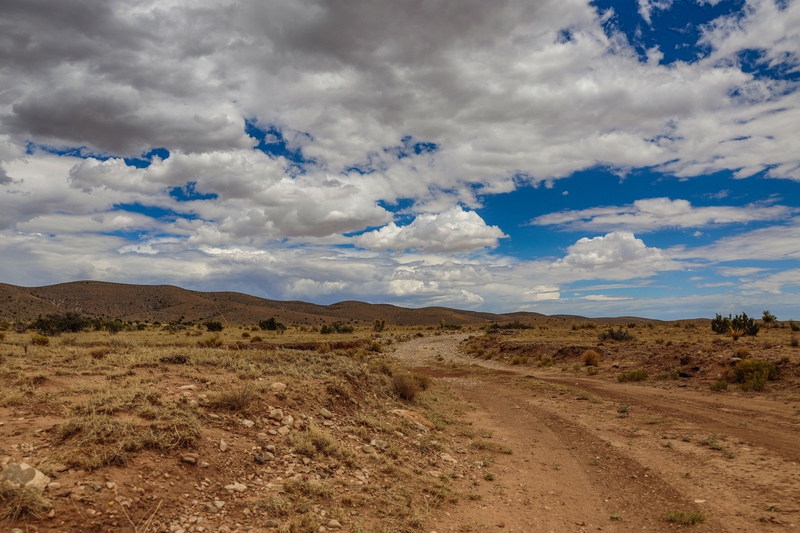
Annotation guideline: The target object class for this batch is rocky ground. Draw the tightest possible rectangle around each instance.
[2,323,799,532]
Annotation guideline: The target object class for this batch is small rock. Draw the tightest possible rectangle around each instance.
[1,463,51,492]
[362,445,373,454]
[199,461,210,468]
[371,439,388,451]
[278,426,290,436]
[391,409,434,431]
[179,385,196,390]
[266,445,276,453]
[270,382,287,393]
[181,454,199,465]
[261,452,275,461]
[46,482,61,491]
[296,503,310,514]
[265,519,280,528]
[281,415,294,426]
[219,439,228,452]
[496,522,505,528]
[319,408,333,419]
[269,409,284,421]
[268,429,278,436]
[327,519,342,529]
[214,500,226,508]
[242,419,255,428]
[440,453,457,464]
[52,464,68,473]
[224,482,247,492]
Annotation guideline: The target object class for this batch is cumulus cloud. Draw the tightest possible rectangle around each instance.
[677,219,800,262]
[355,207,507,253]
[555,231,682,277]
[530,197,793,232]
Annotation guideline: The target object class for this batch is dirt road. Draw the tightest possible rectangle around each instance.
[393,334,800,533]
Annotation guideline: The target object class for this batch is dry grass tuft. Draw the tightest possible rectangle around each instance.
[392,373,420,401]
[0,482,52,521]
[582,349,601,366]
[207,382,257,413]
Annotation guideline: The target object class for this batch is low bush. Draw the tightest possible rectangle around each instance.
[665,511,706,525]
[731,358,777,392]
[791,335,798,348]
[510,355,528,365]
[0,483,51,521]
[30,334,49,346]
[617,370,648,382]
[734,347,750,358]
[582,349,601,366]
[598,327,635,342]
[709,380,728,392]
[204,321,223,332]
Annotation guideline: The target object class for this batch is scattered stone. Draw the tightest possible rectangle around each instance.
[214,500,226,508]
[181,454,199,465]
[426,470,441,478]
[199,461,210,468]
[296,503,310,514]
[327,519,342,529]
[265,519,280,528]
[270,382,287,393]
[371,439,388,451]
[52,463,68,473]
[269,409,284,421]
[46,482,61,491]
[219,439,228,452]
[266,445,276,453]
[281,415,294,426]
[225,482,247,492]
[362,445,373,454]
[496,522,505,528]
[440,453,457,464]
[278,426,290,436]
[268,429,278,436]
[319,408,333,419]
[242,419,255,428]
[1,463,51,492]
[179,384,196,390]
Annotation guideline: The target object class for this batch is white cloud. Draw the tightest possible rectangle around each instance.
[555,231,681,274]
[530,197,792,232]
[355,207,507,253]
[678,219,800,262]
[637,0,674,25]
[581,294,633,301]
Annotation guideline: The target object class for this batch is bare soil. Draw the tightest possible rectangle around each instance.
[393,333,800,532]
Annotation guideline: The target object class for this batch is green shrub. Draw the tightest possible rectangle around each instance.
[320,321,353,334]
[204,321,223,332]
[617,370,648,382]
[259,318,285,331]
[709,380,728,392]
[599,327,635,342]
[665,511,706,525]
[791,335,799,348]
[714,312,759,336]
[731,359,777,391]
[789,320,800,332]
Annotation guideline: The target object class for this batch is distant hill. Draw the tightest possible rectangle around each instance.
[0,281,665,326]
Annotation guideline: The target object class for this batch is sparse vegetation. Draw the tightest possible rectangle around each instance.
[599,326,635,341]
[730,358,777,391]
[665,510,706,525]
[617,370,648,382]
[204,321,223,332]
[582,349,601,366]
[0,483,51,521]
[713,312,759,337]
[709,380,728,392]
[393,373,420,401]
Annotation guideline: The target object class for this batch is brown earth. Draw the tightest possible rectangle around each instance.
[2,321,799,532]
[393,333,800,532]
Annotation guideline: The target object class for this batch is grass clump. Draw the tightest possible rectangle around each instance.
[207,382,257,413]
[709,380,728,392]
[734,346,750,358]
[288,424,357,466]
[582,349,601,366]
[393,374,420,401]
[0,483,52,521]
[55,410,201,470]
[197,335,223,348]
[617,370,648,382]
[665,510,706,525]
[30,334,50,346]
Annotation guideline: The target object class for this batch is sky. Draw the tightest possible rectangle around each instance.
[1,0,799,320]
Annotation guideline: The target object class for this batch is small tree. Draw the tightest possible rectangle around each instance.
[259,317,285,331]
[762,310,777,329]
[373,319,386,332]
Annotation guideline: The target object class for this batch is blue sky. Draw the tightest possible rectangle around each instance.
[0,0,799,320]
